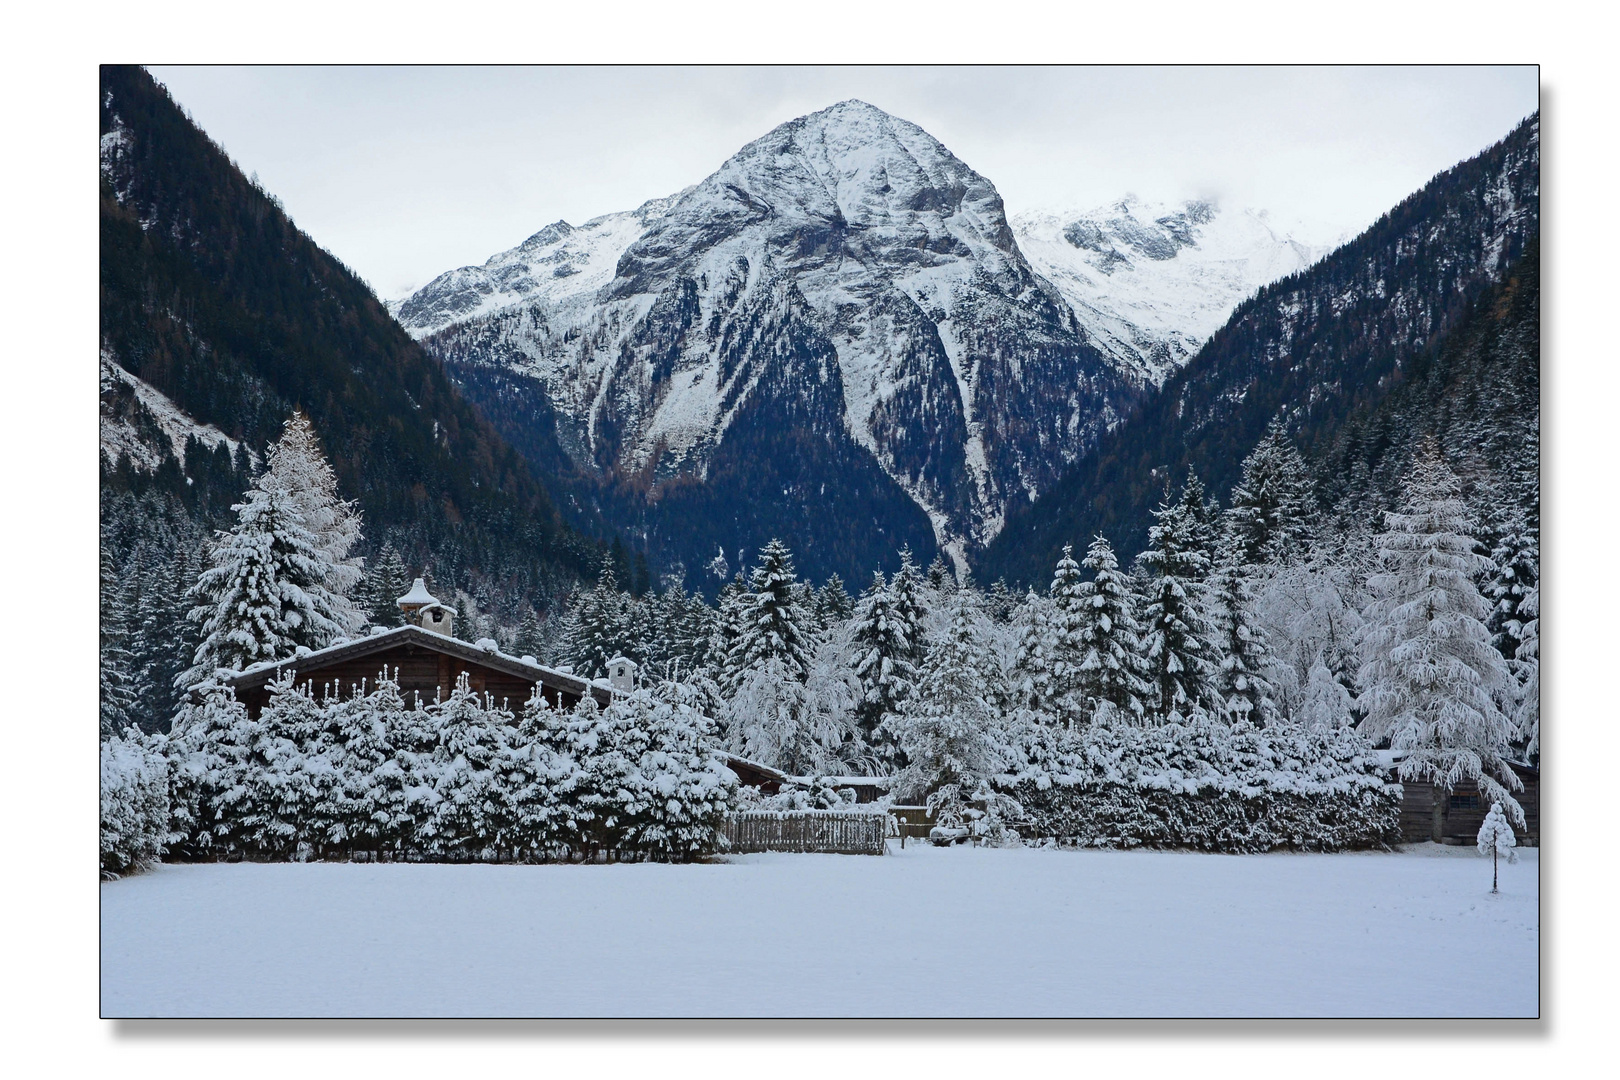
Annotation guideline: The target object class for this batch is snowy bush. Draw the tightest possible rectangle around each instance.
[743,776,867,812]
[1001,716,1401,853]
[101,731,170,877]
[159,668,736,863]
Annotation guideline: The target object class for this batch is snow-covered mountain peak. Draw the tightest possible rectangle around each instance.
[1011,196,1326,386]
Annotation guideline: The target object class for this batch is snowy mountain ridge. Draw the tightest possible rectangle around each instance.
[391,192,689,337]
[1011,197,1327,387]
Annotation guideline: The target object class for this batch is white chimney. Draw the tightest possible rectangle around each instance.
[417,602,454,637]
[607,656,638,693]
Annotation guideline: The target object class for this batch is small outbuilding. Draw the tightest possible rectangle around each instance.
[1385,755,1540,846]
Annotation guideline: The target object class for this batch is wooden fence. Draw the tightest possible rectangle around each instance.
[723,810,888,856]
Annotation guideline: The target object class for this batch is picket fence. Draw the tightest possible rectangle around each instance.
[723,810,888,856]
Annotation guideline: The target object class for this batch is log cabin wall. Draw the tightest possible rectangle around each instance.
[1394,764,1540,846]
[233,642,584,717]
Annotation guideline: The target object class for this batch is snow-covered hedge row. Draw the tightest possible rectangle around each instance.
[1000,719,1402,853]
[101,731,170,877]
[166,672,738,863]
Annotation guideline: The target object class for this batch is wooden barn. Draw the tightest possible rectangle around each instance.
[1389,756,1541,846]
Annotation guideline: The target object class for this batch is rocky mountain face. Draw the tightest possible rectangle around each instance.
[1011,197,1325,387]
[403,100,1138,585]
[981,113,1540,587]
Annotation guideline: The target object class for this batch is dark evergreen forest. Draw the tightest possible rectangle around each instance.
[981,114,1539,587]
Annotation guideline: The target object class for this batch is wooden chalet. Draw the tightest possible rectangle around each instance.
[217,577,610,716]
[221,622,610,716]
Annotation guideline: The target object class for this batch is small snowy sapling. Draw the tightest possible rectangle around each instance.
[1476,801,1518,893]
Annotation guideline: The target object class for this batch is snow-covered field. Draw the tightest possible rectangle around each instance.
[101,844,1537,1018]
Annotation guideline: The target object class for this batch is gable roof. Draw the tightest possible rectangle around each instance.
[221,624,611,703]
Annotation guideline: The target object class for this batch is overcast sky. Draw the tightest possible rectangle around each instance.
[149,65,1538,301]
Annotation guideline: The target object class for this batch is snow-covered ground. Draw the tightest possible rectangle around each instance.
[101,843,1537,1018]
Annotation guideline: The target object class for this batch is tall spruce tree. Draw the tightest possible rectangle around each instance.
[100,545,135,739]
[1225,417,1317,567]
[1513,585,1539,760]
[1356,447,1523,824]
[1483,506,1538,662]
[563,560,630,680]
[893,589,1020,834]
[262,410,365,633]
[1137,479,1220,722]
[849,570,917,766]
[889,546,929,670]
[180,479,346,689]
[1072,536,1147,726]
[1046,545,1089,727]
[727,539,814,684]
[1208,541,1279,726]
[1010,589,1057,716]
[815,574,855,626]
[359,545,411,628]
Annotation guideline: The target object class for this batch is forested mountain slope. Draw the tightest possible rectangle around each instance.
[981,113,1539,586]
[99,65,600,600]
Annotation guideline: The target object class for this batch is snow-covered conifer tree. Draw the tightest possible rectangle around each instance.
[512,610,544,660]
[179,480,346,689]
[889,546,929,669]
[815,573,854,626]
[893,590,1020,837]
[849,570,917,767]
[262,410,365,632]
[1045,545,1088,727]
[322,670,406,856]
[1137,479,1220,722]
[423,673,513,859]
[100,728,170,876]
[709,572,749,690]
[359,544,410,629]
[1072,536,1147,727]
[725,539,814,685]
[1356,447,1524,824]
[1476,801,1518,892]
[1514,585,1539,760]
[1484,507,1538,661]
[563,558,629,680]
[100,545,135,739]
[1010,589,1056,716]
[1209,542,1279,726]
[164,684,255,857]
[244,673,329,858]
[985,578,1018,624]
[1225,417,1317,567]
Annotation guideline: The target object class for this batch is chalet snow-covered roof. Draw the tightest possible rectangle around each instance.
[220,624,609,702]
[397,578,438,607]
